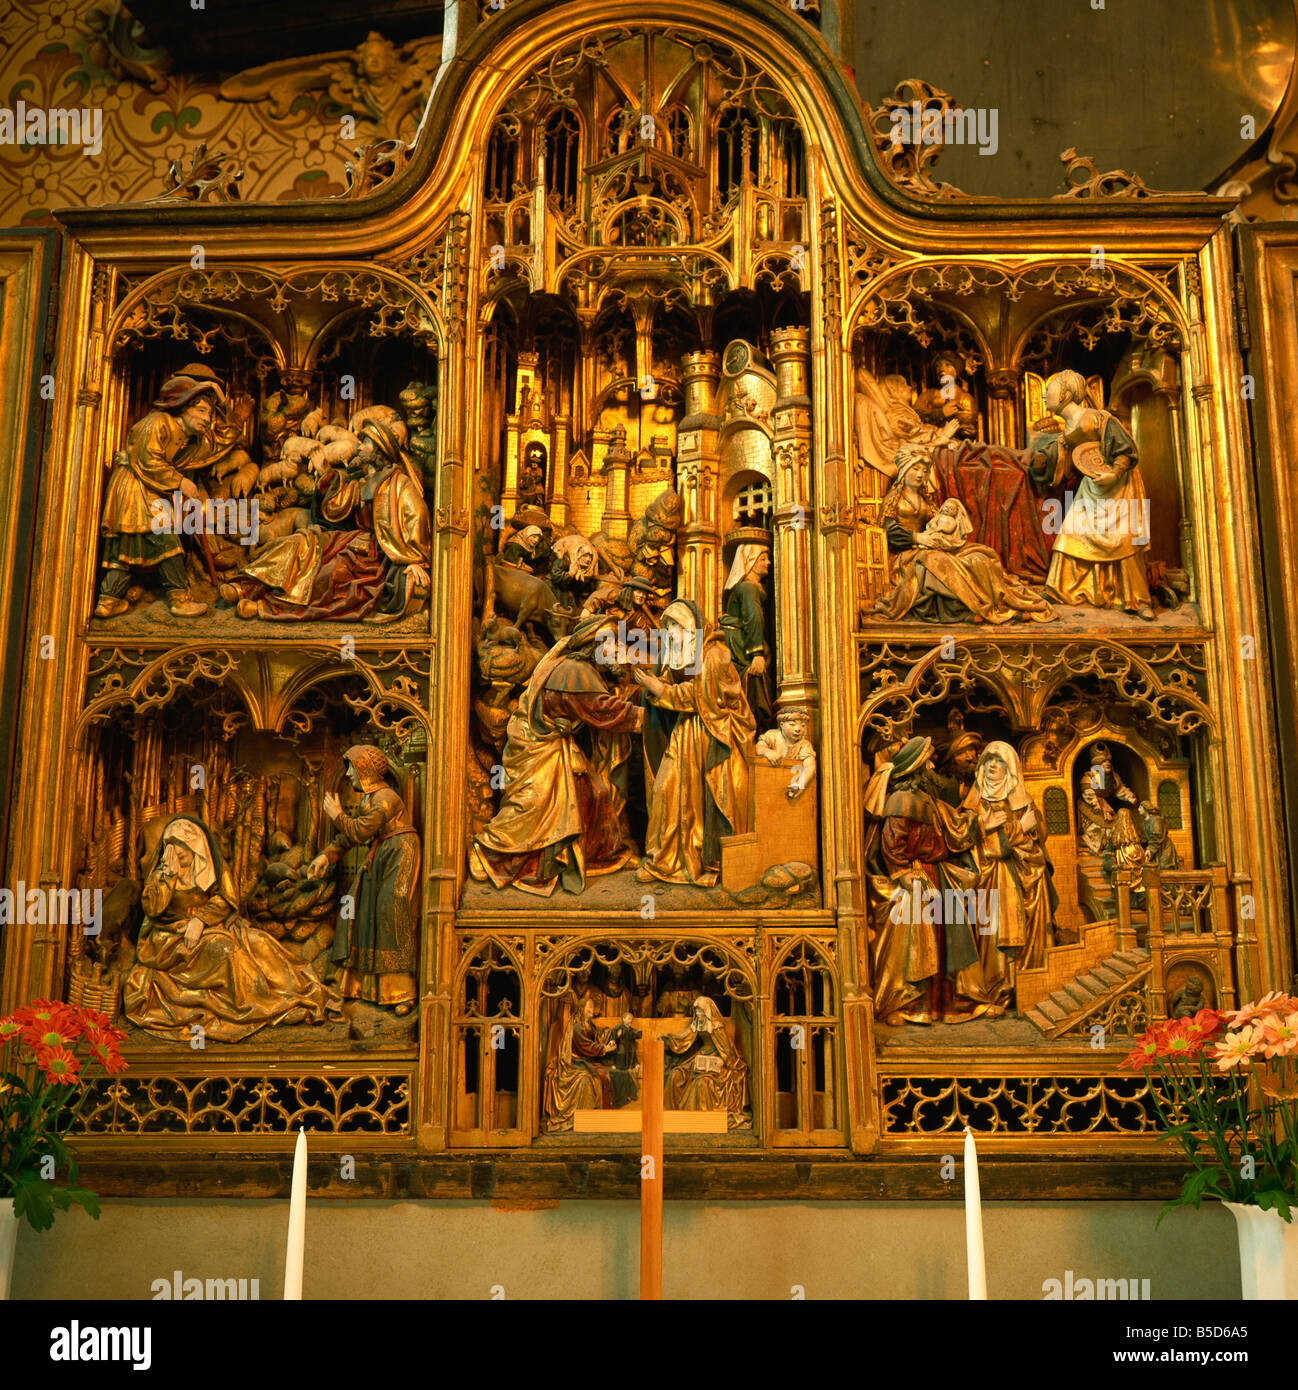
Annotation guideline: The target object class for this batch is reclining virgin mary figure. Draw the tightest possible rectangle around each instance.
[221,419,430,623]
[123,815,342,1042]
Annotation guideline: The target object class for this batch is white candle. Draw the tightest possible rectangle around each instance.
[283,1127,307,1300]
[964,1126,987,1300]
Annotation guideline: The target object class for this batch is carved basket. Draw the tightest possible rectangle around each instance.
[67,959,123,1020]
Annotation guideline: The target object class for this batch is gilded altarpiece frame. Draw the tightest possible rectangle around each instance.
[0,0,1291,1199]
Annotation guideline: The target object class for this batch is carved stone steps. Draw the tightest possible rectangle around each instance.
[1025,948,1152,1040]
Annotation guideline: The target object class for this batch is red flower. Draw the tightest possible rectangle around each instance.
[84,1035,127,1074]
[14,999,83,1043]
[82,1026,127,1074]
[35,1044,82,1085]
[1185,1008,1225,1041]
[0,1016,22,1041]
[1121,1028,1162,1070]
[1158,1020,1203,1059]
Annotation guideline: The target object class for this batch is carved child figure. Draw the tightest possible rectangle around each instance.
[1169,975,1207,1019]
[755,706,817,801]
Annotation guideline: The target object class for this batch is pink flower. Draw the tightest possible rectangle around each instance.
[1257,1014,1298,1059]
[1227,991,1298,1029]
[1214,1025,1264,1070]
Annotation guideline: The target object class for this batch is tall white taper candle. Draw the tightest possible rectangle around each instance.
[283,1127,307,1300]
[964,1125,987,1300]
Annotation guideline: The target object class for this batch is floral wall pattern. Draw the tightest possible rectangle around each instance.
[0,0,439,226]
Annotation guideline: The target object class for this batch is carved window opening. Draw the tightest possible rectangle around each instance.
[773,942,838,1137]
[602,106,633,158]
[778,122,805,199]
[484,305,519,479]
[485,121,519,202]
[453,943,523,1141]
[667,105,693,159]
[544,107,582,211]
[716,106,758,200]
[1043,786,1070,836]
[532,304,580,421]
[1158,779,1183,830]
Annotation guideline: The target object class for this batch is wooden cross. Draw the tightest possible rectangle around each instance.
[573,1019,726,1299]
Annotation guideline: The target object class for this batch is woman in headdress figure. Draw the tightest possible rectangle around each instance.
[663,996,748,1125]
[634,598,755,888]
[308,744,420,1014]
[874,499,1053,624]
[719,543,774,728]
[960,741,1058,1010]
[125,815,341,1041]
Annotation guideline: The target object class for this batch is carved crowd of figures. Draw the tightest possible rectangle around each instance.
[856,363,1167,625]
[90,742,421,1043]
[862,719,1186,1025]
[542,962,750,1131]
[93,362,433,624]
[467,363,817,896]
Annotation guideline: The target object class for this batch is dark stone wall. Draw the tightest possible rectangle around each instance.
[848,0,1295,197]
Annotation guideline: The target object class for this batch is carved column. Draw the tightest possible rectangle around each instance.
[602,426,632,543]
[677,350,723,613]
[770,327,815,710]
[815,200,877,1152]
[422,209,472,1151]
[986,365,1021,448]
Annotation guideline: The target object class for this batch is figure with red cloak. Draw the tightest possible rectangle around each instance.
[469,617,644,895]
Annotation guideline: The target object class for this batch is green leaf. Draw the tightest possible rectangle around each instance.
[1252,1189,1295,1223]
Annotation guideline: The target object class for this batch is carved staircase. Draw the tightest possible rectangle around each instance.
[1016,915,1150,1038]
[1022,948,1151,1038]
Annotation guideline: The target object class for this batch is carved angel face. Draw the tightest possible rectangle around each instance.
[358,37,396,81]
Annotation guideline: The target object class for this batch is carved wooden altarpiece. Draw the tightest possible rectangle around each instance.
[0,0,1292,1202]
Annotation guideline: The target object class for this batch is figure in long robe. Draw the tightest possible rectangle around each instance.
[852,364,956,479]
[542,996,617,1131]
[960,741,1058,1010]
[95,366,228,619]
[1026,369,1155,619]
[719,542,773,728]
[124,816,341,1042]
[470,618,644,895]
[308,744,420,1014]
[875,500,1053,624]
[663,996,748,1126]
[863,736,996,1025]
[634,599,755,888]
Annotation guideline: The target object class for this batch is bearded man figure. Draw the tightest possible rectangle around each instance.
[469,617,644,895]
[863,735,996,1026]
[634,598,755,888]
